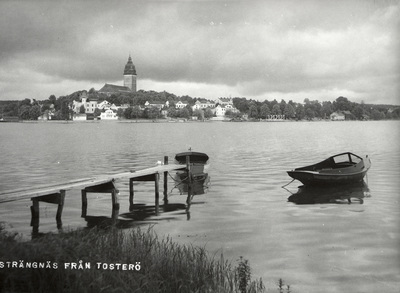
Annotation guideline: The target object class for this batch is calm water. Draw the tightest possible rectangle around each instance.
[1,120,399,292]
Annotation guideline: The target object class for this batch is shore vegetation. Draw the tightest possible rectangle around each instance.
[0,225,287,293]
[1,88,399,122]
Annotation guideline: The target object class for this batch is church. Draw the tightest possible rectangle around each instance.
[98,55,137,95]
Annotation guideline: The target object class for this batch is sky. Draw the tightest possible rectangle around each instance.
[0,0,399,105]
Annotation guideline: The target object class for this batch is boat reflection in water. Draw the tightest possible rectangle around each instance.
[288,181,370,205]
[174,172,210,196]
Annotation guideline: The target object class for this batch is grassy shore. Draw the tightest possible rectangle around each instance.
[0,226,291,293]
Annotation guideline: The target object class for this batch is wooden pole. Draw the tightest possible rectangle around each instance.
[129,178,134,211]
[155,173,160,215]
[30,199,40,229]
[56,190,65,229]
[81,189,87,218]
[111,188,119,221]
[186,155,192,206]
[163,156,168,203]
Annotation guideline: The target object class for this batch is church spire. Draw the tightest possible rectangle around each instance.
[124,55,136,75]
[123,55,137,92]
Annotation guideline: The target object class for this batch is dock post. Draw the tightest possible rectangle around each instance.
[81,189,88,217]
[186,156,192,207]
[30,199,40,232]
[163,156,169,204]
[155,173,160,215]
[111,188,120,221]
[56,190,65,229]
[129,178,134,211]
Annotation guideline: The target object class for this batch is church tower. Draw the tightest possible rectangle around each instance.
[123,55,137,92]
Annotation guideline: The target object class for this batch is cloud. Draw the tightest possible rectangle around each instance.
[0,0,398,104]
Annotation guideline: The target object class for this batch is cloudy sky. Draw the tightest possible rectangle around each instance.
[0,0,399,104]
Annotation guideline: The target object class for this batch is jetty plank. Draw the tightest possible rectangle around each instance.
[0,164,185,203]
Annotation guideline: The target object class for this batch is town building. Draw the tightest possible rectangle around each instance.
[72,91,98,114]
[98,55,137,95]
[175,101,188,109]
[100,109,118,120]
[192,99,216,111]
[214,104,239,117]
[216,97,234,106]
[330,112,345,121]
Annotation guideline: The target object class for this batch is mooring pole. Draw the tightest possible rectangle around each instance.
[129,178,134,211]
[111,188,120,221]
[163,156,169,204]
[81,189,88,217]
[186,155,192,207]
[30,199,40,230]
[155,173,160,215]
[56,190,65,229]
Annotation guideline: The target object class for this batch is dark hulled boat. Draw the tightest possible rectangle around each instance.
[287,152,371,186]
[175,151,209,180]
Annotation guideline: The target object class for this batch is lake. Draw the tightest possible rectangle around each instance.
[0,120,399,292]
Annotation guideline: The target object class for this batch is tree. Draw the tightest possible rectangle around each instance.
[124,107,133,119]
[353,105,364,120]
[179,108,190,119]
[259,104,271,119]
[116,108,124,118]
[248,105,258,119]
[305,108,315,120]
[49,95,57,105]
[79,105,86,114]
[204,108,214,119]
[371,109,385,120]
[295,104,305,120]
[283,104,295,119]
[94,108,101,117]
[167,107,178,118]
[333,96,352,111]
[29,105,41,120]
[271,104,281,115]
[132,106,142,121]
[321,101,333,119]
[19,105,31,120]
[147,107,161,120]
[193,109,203,120]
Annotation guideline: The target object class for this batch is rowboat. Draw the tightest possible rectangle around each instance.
[287,152,371,186]
[175,151,209,179]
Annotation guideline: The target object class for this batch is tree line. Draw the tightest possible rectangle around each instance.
[1,89,399,121]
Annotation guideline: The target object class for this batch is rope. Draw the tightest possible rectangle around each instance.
[281,178,295,188]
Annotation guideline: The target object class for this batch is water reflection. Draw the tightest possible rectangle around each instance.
[174,172,210,196]
[288,181,371,205]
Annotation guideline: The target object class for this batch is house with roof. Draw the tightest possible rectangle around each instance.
[97,100,118,111]
[215,104,239,117]
[216,97,233,106]
[192,99,216,111]
[100,109,118,120]
[72,91,98,114]
[98,84,132,96]
[330,111,345,121]
[175,101,188,109]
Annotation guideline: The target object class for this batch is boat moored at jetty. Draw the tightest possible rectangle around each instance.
[287,152,371,186]
[175,150,209,179]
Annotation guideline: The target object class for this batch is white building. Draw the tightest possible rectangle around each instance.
[175,101,188,109]
[72,91,98,114]
[215,104,238,117]
[330,112,345,121]
[100,109,118,120]
[192,99,216,111]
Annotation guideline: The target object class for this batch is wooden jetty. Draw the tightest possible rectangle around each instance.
[0,156,189,234]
